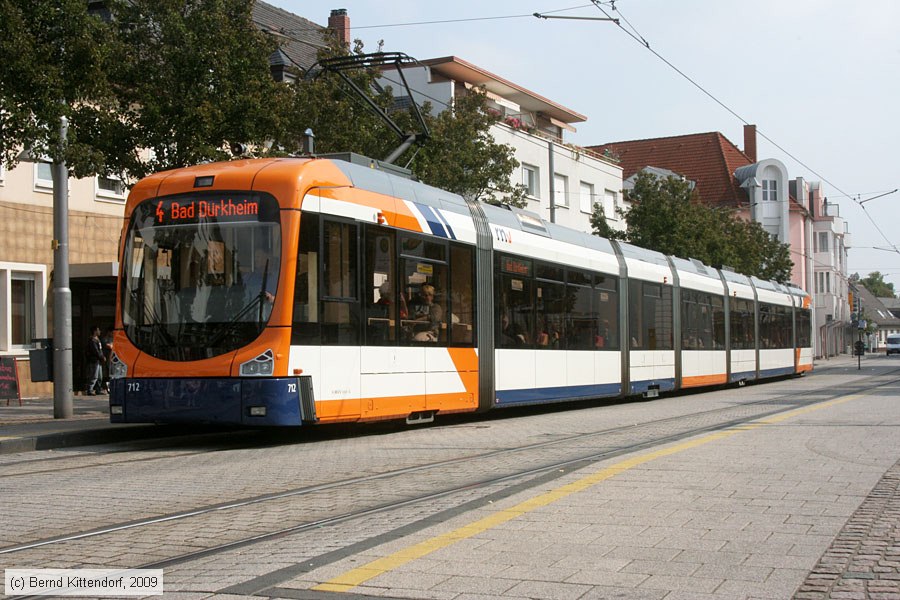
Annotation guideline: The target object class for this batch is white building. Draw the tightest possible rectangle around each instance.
[382,56,624,233]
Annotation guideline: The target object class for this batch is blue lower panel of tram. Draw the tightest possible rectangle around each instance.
[495,382,622,406]
[109,377,304,426]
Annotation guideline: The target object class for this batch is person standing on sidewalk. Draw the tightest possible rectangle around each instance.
[84,326,105,396]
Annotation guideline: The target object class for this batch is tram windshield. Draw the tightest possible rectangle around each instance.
[121,192,281,361]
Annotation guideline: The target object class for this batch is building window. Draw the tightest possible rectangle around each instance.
[762,179,777,201]
[604,190,617,219]
[553,174,568,207]
[35,161,54,191]
[817,232,829,253]
[1,263,47,352]
[522,164,539,198]
[96,175,127,201]
[579,182,594,213]
[11,275,36,347]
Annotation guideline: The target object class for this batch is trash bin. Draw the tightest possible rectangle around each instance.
[29,338,53,382]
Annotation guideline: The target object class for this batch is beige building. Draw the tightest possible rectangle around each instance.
[0,161,123,396]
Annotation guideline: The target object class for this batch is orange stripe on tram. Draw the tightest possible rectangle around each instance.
[681,373,728,388]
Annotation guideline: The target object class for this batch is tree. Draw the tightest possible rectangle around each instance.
[589,201,623,240]
[619,171,707,258]
[103,0,289,180]
[280,41,526,205]
[614,171,793,283]
[859,271,896,298]
[0,0,291,181]
[0,0,120,174]
[720,215,793,282]
[408,89,526,206]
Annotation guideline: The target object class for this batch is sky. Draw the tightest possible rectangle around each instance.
[269,0,900,292]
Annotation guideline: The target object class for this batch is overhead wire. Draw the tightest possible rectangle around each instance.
[276,4,898,262]
[591,1,899,258]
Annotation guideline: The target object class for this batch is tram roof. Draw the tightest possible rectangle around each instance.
[615,240,670,269]
[719,268,753,286]
[479,202,617,256]
[326,156,472,218]
[751,276,789,294]
[670,256,718,280]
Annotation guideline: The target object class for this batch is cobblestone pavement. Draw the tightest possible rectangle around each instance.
[2,355,900,599]
[795,459,900,599]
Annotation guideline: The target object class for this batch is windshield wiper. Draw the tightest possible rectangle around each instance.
[207,292,267,348]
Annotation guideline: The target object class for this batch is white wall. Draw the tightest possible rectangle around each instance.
[492,125,623,233]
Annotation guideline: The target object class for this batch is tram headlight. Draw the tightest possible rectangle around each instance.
[109,351,127,380]
[240,349,274,377]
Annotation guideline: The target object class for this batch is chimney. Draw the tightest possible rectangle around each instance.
[743,124,757,163]
[328,8,350,46]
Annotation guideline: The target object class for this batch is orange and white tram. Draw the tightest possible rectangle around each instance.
[109,156,813,426]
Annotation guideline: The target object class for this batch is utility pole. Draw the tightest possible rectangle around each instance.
[548,140,556,223]
[51,113,73,418]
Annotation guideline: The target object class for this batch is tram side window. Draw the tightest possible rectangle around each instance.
[759,304,772,348]
[681,291,725,350]
[711,295,725,349]
[567,270,593,350]
[535,264,566,350]
[594,275,619,350]
[291,213,320,344]
[449,245,475,345]
[778,305,793,348]
[681,290,706,350]
[759,303,791,349]
[321,220,359,345]
[629,280,673,350]
[796,308,811,348]
[364,226,398,345]
[730,298,755,350]
[497,256,533,348]
[401,236,448,344]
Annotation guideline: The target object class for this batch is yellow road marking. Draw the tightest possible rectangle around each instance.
[313,393,860,593]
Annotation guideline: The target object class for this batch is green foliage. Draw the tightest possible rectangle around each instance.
[859,271,896,298]
[105,0,288,179]
[589,202,624,240]
[276,39,397,160]
[408,89,526,206]
[0,0,288,180]
[0,4,523,201]
[616,171,793,283]
[0,0,120,172]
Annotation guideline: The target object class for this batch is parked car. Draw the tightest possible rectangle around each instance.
[887,334,900,356]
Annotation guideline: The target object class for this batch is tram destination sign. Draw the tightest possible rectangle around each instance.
[149,193,277,225]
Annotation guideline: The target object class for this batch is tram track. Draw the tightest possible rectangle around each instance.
[4,364,895,480]
[3,368,897,579]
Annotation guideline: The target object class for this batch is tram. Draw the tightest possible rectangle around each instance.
[108,155,812,426]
